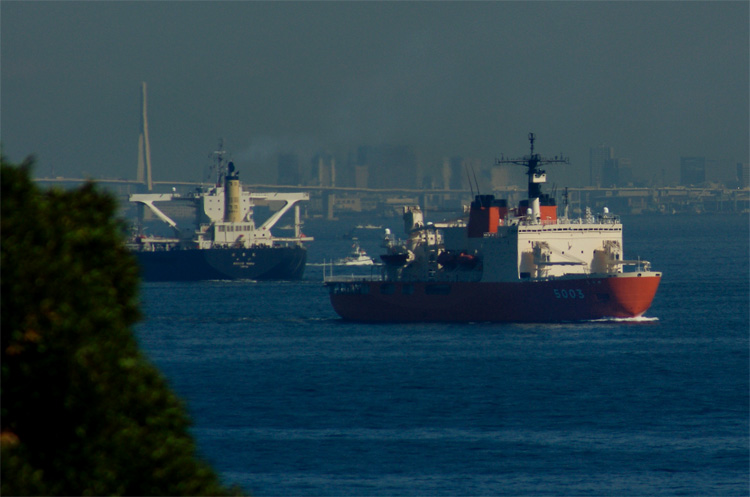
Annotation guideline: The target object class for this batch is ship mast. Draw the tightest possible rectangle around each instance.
[209,139,229,187]
[496,133,569,200]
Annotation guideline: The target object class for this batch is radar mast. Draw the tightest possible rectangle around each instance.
[496,132,569,200]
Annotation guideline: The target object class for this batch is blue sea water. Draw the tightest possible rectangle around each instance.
[135,214,749,496]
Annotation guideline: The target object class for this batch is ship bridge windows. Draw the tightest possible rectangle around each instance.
[217,224,252,233]
[519,226,621,234]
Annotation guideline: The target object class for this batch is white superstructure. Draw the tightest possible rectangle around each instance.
[129,148,312,251]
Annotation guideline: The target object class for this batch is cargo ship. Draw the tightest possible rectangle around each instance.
[325,133,661,322]
[129,146,312,281]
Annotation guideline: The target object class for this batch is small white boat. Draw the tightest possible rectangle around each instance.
[337,241,375,266]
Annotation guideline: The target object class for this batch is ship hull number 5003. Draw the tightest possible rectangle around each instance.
[554,288,584,299]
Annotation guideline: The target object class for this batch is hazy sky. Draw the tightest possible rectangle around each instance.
[2,1,748,187]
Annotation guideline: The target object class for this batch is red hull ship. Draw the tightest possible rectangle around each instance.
[326,134,661,323]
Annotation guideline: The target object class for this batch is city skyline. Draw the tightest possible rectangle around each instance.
[24,135,746,191]
[2,2,747,188]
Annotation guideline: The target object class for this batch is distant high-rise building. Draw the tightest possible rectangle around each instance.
[441,156,484,190]
[491,164,510,190]
[354,165,369,189]
[441,158,451,189]
[357,145,417,189]
[680,157,706,186]
[589,145,614,187]
[602,159,617,187]
[277,153,301,185]
[737,163,750,188]
[618,158,633,186]
[451,157,466,191]
[312,153,336,187]
[602,157,633,187]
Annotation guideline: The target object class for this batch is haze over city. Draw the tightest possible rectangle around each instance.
[2,1,748,189]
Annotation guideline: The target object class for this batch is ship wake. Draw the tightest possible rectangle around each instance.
[587,316,659,324]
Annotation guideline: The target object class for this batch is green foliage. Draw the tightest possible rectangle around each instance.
[1,158,241,495]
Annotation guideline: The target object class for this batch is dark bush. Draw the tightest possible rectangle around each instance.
[1,158,240,495]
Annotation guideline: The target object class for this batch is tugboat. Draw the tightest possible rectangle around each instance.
[325,133,661,322]
[129,144,313,281]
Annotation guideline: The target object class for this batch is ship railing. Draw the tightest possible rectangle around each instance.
[516,214,621,227]
[321,260,384,283]
[324,274,383,284]
[618,258,652,272]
